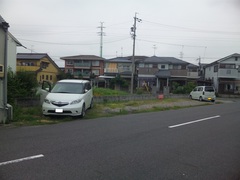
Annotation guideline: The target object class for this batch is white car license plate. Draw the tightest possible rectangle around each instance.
[55,109,63,113]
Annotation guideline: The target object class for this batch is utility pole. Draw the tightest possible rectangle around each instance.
[130,13,141,94]
[179,45,184,59]
[153,45,157,56]
[98,22,105,57]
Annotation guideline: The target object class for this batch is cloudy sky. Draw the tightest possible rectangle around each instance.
[1,0,240,67]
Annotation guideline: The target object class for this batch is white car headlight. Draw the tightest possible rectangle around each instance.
[44,99,50,104]
[70,99,82,105]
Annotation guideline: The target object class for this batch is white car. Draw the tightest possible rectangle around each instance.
[42,79,93,117]
[189,86,216,102]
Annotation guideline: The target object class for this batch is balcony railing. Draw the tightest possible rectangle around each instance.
[104,67,200,78]
[104,67,131,73]
[74,63,91,67]
[17,66,40,71]
[73,72,90,76]
[170,69,188,77]
[218,69,239,78]
[187,72,199,78]
[138,68,159,75]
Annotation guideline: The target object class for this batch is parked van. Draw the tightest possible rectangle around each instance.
[42,79,93,117]
[189,86,216,102]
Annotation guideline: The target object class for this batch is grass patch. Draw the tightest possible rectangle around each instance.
[8,98,212,126]
[93,87,129,96]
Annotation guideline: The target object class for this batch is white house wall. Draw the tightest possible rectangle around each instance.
[7,34,17,72]
[205,65,219,91]
[0,28,5,123]
[220,56,240,65]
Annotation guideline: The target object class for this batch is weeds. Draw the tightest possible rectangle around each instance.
[9,98,211,126]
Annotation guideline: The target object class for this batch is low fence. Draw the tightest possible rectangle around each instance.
[14,94,189,106]
[14,97,40,107]
[15,93,240,107]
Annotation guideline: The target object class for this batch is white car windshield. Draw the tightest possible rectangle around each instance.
[51,82,84,94]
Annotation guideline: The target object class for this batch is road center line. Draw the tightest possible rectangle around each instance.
[169,115,221,128]
[0,154,44,166]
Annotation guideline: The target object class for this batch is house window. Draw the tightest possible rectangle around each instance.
[173,65,181,69]
[50,75,52,81]
[139,63,144,68]
[66,60,73,65]
[161,65,165,69]
[40,62,49,69]
[42,75,44,79]
[46,75,49,80]
[92,61,99,66]
[145,64,153,68]
[83,70,90,76]
[235,57,238,61]
[220,64,235,69]
[214,65,218,72]
[92,69,100,75]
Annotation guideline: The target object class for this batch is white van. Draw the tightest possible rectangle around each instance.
[42,79,93,117]
[189,86,216,102]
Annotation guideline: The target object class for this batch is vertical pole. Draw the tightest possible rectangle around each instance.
[130,13,137,94]
[98,22,105,58]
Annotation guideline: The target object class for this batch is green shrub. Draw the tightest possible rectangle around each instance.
[93,87,128,96]
[172,82,196,94]
[7,70,39,104]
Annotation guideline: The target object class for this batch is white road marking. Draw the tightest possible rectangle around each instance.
[169,115,221,128]
[0,154,44,166]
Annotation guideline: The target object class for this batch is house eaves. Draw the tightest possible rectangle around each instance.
[60,55,105,61]
[17,53,48,60]
[205,53,240,67]
[0,15,9,31]
[8,32,23,47]
[106,57,131,63]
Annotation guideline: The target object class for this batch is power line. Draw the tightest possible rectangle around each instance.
[17,37,130,45]
[143,20,240,35]
[138,38,207,48]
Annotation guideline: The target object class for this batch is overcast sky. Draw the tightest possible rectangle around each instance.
[1,0,240,67]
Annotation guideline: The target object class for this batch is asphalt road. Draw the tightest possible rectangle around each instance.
[0,100,240,180]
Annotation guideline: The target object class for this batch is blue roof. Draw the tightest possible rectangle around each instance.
[144,56,188,65]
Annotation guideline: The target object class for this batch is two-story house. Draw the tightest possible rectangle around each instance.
[17,53,61,84]
[204,53,240,94]
[137,56,199,94]
[0,15,9,123]
[61,55,105,79]
[104,55,199,93]
[104,56,148,90]
[104,57,132,78]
